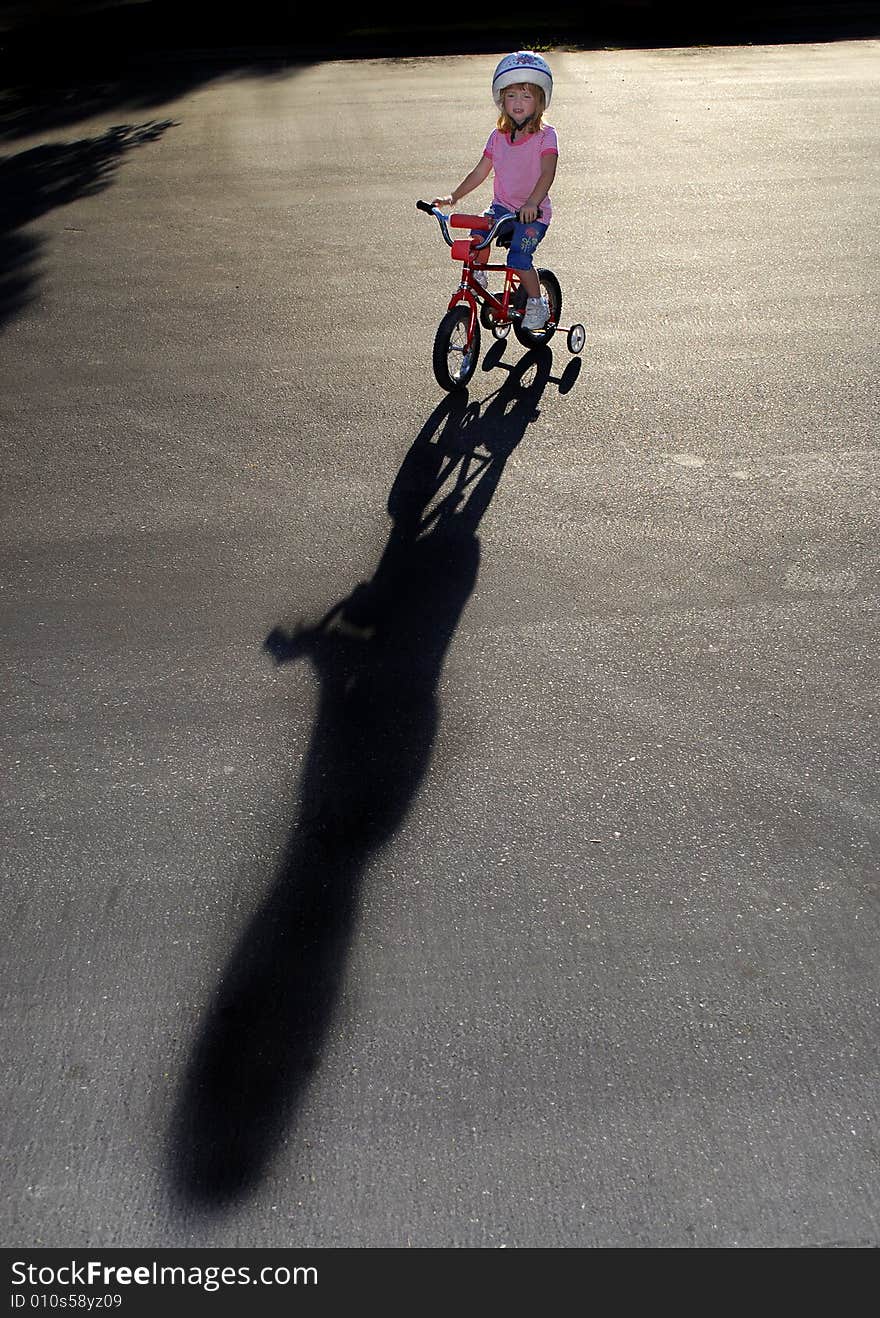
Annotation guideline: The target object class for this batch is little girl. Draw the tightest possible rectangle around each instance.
[432,51,558,330]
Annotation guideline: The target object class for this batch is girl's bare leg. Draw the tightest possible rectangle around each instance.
[519,267,540,298]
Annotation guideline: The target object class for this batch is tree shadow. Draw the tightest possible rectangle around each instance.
[170,347,554,1209]
[4,3,876,144]
[0,58,291,147]
[0,119,177,330]
[0,2,305,144]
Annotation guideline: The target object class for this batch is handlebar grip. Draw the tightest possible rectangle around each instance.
[416,200,434,213]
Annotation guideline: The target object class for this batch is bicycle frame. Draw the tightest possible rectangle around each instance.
[419,204,532,335]
[452,255,522,327]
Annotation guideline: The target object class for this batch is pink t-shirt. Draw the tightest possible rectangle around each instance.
[483,124,558,221]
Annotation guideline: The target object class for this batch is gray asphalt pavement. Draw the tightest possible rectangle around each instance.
[2,41,878,1248]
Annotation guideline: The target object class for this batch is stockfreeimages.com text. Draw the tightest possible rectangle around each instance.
[11,1262,317,1292]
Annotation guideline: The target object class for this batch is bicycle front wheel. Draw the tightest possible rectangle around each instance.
[432,306,481,391]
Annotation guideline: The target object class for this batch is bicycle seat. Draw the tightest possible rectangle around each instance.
[449,213,491,230]
[449,211,514,248]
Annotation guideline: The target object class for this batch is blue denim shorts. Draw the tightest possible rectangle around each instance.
[471,201,549,272]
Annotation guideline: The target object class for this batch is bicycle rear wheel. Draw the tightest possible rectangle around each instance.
[433,306,481,391]
[513,269,561,349]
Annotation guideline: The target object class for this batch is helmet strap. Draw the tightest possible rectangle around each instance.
[510,113,533,141]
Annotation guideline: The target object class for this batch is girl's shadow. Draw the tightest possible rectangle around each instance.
[170,348,553,1207]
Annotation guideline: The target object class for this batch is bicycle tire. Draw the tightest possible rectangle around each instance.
[513,269,561,349]
[433,306,481,392]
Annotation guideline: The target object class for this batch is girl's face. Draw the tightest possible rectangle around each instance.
[503,84,537,123]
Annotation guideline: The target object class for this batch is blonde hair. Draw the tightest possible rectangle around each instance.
[496,82,546,135]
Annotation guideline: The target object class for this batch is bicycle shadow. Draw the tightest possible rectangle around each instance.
[170,348,554,1208]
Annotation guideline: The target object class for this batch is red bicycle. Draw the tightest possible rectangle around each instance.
[417,200,585,392]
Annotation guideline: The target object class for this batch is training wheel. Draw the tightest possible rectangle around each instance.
[567,324,586,354]
[491,322,511,340]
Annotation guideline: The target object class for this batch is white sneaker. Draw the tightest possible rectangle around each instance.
[473,269,489,290]
[522,295,549,330]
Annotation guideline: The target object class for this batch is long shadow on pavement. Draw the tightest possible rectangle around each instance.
[0,120,177,331]
[170,346,559,1207]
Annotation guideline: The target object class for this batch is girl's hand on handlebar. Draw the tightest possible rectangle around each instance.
[430,196,453,209]
[518,203,539,224]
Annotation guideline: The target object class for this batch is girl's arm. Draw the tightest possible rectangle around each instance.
[431,155,492,209]
[520,154,558,224]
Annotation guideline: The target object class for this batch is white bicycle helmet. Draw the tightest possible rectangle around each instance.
[492,51,553,109]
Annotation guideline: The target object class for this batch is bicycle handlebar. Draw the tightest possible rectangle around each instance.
[416,200,518,252]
